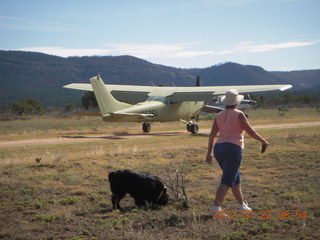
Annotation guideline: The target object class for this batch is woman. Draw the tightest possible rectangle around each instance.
[206,89,269,213]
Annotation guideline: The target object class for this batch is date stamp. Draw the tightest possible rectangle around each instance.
[211,210,308,220]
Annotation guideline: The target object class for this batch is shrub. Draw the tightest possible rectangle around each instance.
[10,98,44,115]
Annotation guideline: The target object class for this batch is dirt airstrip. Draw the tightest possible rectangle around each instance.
[1,121,319,148]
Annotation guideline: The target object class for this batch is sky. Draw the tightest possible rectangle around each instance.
[1,0,319,71]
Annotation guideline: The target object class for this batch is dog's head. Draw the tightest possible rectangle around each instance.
[156,187,169,205]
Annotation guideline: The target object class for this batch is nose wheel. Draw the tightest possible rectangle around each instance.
[142,122,151,133]
[186,122,199,134]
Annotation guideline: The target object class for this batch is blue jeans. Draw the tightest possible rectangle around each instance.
[214,142,243,187]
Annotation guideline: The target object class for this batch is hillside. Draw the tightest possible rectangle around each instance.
[0,50,319,107]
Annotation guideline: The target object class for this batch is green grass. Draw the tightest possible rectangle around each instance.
[0,108,320,239]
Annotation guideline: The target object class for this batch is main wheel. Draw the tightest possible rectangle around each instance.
[186,123,192,132]
[190,123,199,134]
[142,123,151,133]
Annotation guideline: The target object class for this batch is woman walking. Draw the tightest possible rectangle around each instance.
[206,89,269,213]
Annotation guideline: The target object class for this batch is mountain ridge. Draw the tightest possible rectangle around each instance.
[0,50,319,107]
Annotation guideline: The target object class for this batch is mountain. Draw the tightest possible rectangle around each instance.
[0,50,319,107]
[271,69,320,92]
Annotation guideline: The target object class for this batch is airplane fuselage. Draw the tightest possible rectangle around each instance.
[102,100,204,122]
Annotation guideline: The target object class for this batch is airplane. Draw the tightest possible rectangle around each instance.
[63,74,292,134]
[201,95,257,114]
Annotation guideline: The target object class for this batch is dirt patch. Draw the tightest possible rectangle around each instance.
[1,121,319,148]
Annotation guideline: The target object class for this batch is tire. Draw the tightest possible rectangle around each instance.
[142,123,151,133]
[190,123,199,134]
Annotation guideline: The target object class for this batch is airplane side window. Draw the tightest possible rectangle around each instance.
[147,96,169,104]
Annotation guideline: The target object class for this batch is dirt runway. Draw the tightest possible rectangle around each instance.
[1,121,319,148]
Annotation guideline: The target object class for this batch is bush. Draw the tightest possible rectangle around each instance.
[10,98,45,115]
[81,91,98,110]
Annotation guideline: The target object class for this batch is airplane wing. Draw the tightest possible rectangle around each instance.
[169,84,292,102]
[64,83,292,103]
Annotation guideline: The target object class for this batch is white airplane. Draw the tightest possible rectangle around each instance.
[63,74,292,134]
[201,96,257,114]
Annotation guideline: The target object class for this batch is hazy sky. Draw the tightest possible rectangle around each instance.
[1,0,319,70]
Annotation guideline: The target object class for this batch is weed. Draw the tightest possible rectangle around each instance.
[260,222,274,233]
[230,231,249,240]
[88,193,101,202]
[59,197,77,205]
[99,201,109,208]
[280,193,295,200]
[1,109,320,239]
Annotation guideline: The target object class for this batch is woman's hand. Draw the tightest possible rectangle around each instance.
[261,140,269,154]
[206,153,213,164]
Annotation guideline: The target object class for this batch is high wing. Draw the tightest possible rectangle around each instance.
[169,84,292,102]
[64,83,292,103]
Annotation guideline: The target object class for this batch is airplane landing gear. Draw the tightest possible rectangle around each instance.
[186,122,199,134]
[142,122,151,133]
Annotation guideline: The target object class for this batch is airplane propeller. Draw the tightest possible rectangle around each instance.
[196,76,200,87]
[195,76,200,122]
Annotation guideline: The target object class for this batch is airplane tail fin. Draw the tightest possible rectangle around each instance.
[90,76,131,116]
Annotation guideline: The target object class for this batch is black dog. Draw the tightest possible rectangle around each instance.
[108,169,169,210]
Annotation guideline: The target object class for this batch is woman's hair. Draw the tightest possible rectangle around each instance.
[225,104,238,109]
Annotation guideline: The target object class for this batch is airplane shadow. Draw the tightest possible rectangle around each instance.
[61,135,124,140]
[61,131,188,141]
[191,133,209,138]
[115,131,186,137]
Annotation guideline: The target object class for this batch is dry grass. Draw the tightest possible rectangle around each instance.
[0,108,320,239]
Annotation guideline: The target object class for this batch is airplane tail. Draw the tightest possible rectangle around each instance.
[90,76,131,116]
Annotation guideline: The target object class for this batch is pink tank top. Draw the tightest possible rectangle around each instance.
[216,109,245,148]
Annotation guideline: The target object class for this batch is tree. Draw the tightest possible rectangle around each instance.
[63,103,76,112]
[10,98,45,115]
[81,91,98,110]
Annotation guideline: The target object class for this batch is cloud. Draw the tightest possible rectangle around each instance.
[18,42,214,59]
[214,41,317,55]
[0,15,75,32]
[17,40,317,59]
[199,0,305,6]
[234,41,317,53]
[103,43,215,59]
[18,47,112,57]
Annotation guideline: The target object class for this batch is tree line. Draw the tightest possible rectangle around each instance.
[249,91,320,107]
[1,90,319,118]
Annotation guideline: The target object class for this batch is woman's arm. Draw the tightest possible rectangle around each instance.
[238,112,269,146]
[206,118,219,164]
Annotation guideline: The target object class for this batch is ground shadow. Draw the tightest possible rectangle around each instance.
[61,135,124,140]
[61,131,188,141]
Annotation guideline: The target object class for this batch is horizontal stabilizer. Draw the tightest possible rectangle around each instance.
[64,83,93,91]
[278,85,293,91]
[107,112,153,119]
